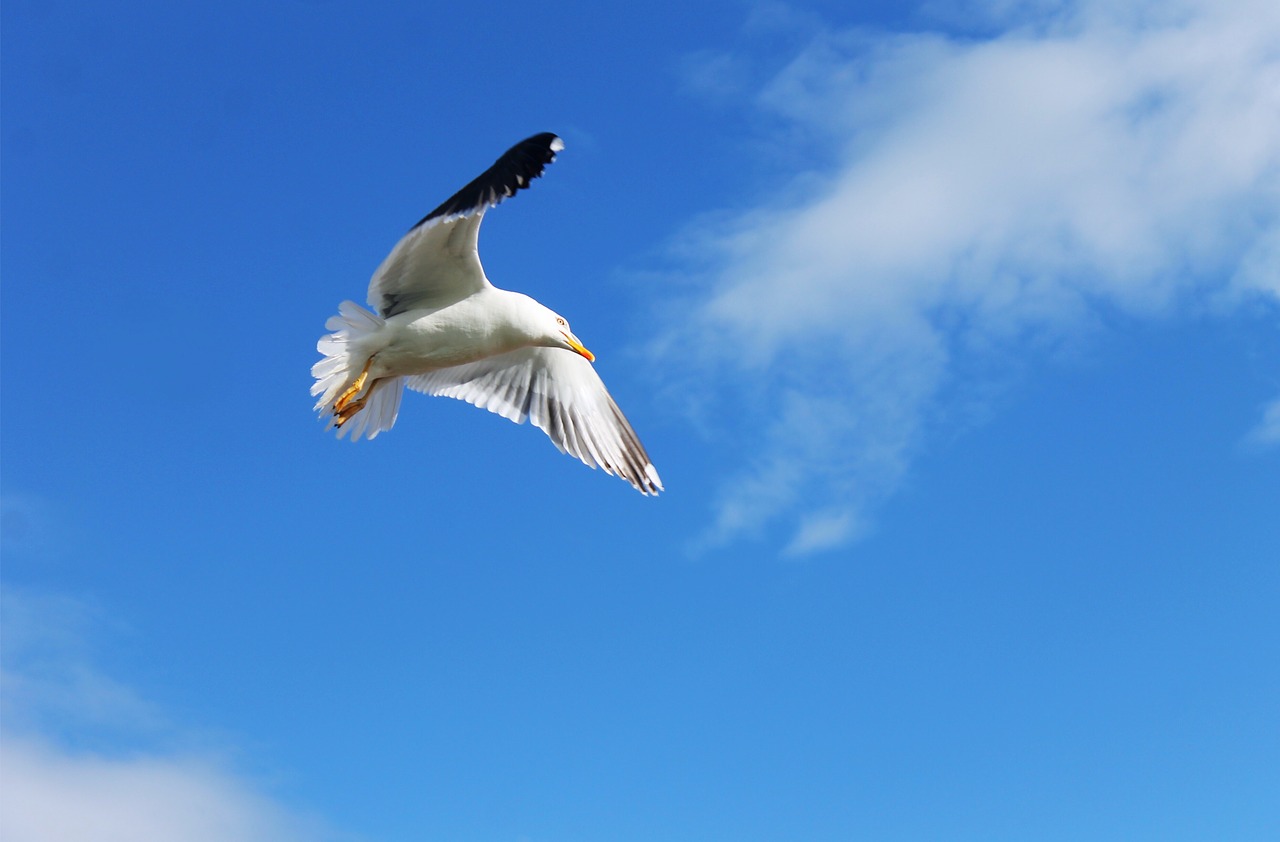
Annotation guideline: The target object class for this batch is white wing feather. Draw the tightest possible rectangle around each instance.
[406,348,663,495]
[366,214,488,317]
[367,133,564,318]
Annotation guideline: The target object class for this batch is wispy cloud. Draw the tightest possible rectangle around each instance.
[665,0,1280,553]
[1244,396,1280,449]
[0,590,161,739]
[1,738,331,842]
[0,588,345,842]
[1,494,68,560]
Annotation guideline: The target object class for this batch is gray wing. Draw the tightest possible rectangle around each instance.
[406,347,663,495]
[368,133,565,318]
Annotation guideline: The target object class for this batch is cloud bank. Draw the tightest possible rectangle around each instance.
[667,0,1280,553]
[0,589,340,842]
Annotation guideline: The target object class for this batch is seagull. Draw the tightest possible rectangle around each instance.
[312,132,663,495]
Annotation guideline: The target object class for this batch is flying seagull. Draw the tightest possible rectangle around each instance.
[312,132,663,495]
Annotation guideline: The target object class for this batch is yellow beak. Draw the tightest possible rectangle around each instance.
[563,332,595,362]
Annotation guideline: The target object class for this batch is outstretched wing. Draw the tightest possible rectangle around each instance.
[406,347,663,496]
[367,132,565,318]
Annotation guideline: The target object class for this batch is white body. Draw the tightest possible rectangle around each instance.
[364,289,551,379]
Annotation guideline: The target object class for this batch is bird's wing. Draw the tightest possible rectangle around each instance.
[406,347,663,495]
[367,133,565,318]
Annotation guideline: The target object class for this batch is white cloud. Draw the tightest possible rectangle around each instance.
[783,508,864,556]
[0,588,345,842]
[666,0,1280,553]
[1,738,329,842]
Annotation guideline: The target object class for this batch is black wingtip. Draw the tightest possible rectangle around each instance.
[412,132,564,230]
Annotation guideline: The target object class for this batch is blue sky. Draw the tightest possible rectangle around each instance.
[2,0,1278,839]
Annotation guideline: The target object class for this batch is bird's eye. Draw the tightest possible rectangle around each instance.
[556,317,567,326]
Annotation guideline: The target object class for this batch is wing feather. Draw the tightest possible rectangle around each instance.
[406,348,663,495]
[367,133,565,318]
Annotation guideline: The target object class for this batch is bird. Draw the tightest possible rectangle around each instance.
[311,132,663,495]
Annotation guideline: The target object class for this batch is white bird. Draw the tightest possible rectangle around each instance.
[312,132,663,495]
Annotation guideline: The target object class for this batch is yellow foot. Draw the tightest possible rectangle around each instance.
[334,396,368,427]
[333,358,374,415]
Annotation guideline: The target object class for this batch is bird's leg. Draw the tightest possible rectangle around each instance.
[333,357,373,416]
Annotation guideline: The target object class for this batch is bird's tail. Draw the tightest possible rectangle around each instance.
[311,300,403,442]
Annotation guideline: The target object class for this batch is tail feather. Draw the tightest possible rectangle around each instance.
[312,300,403,442]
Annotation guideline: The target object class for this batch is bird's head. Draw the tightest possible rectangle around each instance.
[512,295,595,362]
[550,312,595,362]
